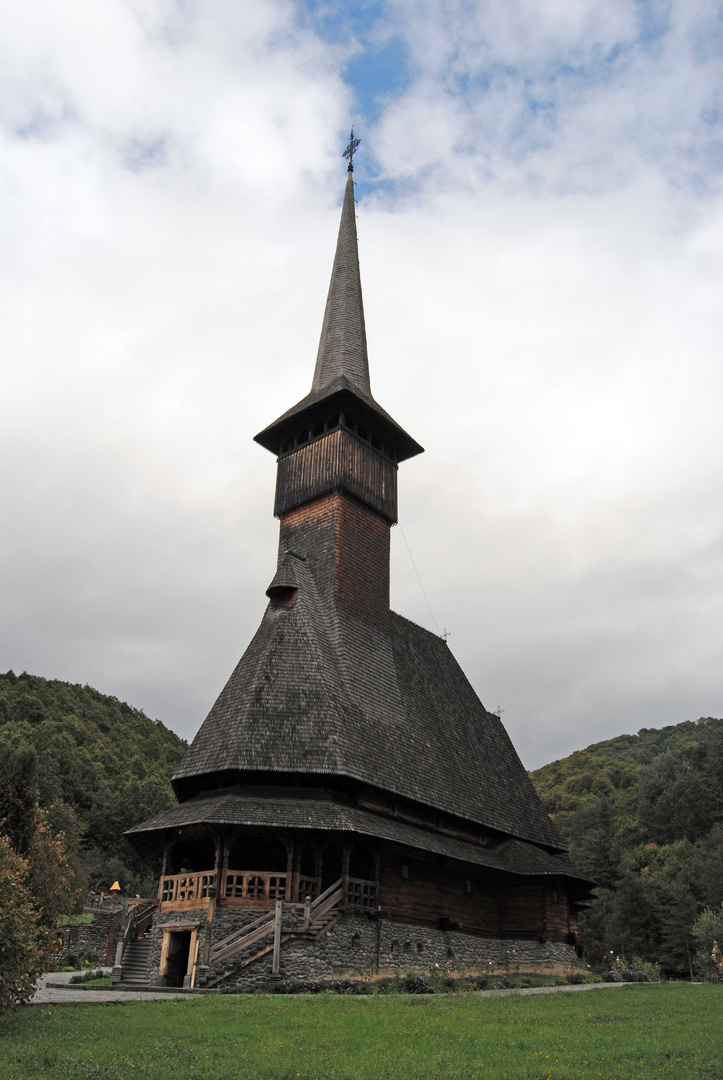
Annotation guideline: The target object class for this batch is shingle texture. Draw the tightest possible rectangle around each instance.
[311,168,370,397]
[126,789,585,881]
[253,169,423,464]
[170,556,564,851]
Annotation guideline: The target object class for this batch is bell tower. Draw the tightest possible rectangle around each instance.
[254,139,423,623]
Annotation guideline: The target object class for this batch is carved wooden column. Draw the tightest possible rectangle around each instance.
[158,838,170,902]
[202,834,222,967]
[290,836,300,902]
[342,842,351,911]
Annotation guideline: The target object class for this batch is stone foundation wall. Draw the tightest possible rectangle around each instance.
[144,908,581,988]
[146,907,267,985]
[57,910,122,964]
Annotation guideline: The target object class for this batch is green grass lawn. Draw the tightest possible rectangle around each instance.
[1,984,721,1080]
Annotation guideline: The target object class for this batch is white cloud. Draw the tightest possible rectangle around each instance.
[2,0,722,769]
[370,0,723,198]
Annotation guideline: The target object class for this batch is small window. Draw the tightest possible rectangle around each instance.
[403,941,411,953]
[401,864,409,879]
[446,947,455,960]
[464,878,473,895]
[416,942,424,955]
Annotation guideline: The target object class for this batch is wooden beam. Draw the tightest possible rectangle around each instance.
[272,899,283,976]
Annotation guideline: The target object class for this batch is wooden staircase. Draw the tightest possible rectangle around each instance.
[202,879,343,987]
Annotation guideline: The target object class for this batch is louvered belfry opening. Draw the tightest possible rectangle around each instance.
[124,148,593,990]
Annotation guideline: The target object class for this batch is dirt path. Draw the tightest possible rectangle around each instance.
[30,971,189,1004]
[31,972,634,1005]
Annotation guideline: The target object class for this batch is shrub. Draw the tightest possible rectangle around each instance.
[622,968,647,982]
[329,978,366,995]
[69,969,106,984]
[692,903,723,979]
[63,948,98,970]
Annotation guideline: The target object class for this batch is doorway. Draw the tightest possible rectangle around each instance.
[165,931,192,987]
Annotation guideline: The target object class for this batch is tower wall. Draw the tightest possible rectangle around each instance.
[278,491,390,624]
[274,426,397,523]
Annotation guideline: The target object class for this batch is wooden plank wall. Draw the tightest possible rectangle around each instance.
[275,428,397,522]
[378,848,572,941]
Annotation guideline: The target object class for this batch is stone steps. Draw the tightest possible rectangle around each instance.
[120,937,152,984]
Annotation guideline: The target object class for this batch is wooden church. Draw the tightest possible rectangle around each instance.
[124,143,592,989]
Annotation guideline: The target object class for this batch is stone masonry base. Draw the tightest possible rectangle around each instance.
[147,908,581,989]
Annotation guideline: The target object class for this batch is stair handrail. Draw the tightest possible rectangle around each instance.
[309,883,343,926]
[210,917,276,966]
[207,878,345,970]
[209,910,275,961]
[310,877,343,910]
[210,912,280,965]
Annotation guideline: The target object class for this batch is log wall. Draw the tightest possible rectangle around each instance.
[275,427,397,523]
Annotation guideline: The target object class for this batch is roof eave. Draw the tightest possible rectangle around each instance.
[253,383,423,463]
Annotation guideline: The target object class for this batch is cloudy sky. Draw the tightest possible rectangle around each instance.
[2,0,722,769]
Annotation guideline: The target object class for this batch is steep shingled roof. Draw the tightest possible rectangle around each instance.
[171,560,564,851]
[126,788,589,883]
[311,167,370,396]
[253,168,423,463]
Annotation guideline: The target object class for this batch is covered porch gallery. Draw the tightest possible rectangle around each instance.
[157,828,379,912]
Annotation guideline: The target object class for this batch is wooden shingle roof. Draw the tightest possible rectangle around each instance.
[170,557,565,852]
[126,788,589,884]
[253,168,423,463]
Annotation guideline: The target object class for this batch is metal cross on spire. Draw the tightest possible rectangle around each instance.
[343,127,360,170]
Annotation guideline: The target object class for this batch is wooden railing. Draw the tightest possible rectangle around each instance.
[298,876,320,900]
[159,869,375,909]
[347,877,377,910]
[160,872,216,904]
[223,870,288,902]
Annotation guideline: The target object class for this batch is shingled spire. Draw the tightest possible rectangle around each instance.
[311,165,370,397]
[254,139,423,530]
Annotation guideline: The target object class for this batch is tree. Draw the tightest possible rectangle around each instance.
[659,885,699,979]
[0,740,80,1011]
[0,741,38,854]
[691,902,723,979]
[0,836,42,1011]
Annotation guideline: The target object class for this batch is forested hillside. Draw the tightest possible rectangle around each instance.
[531,718,723,977]
[0,671,187,896]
